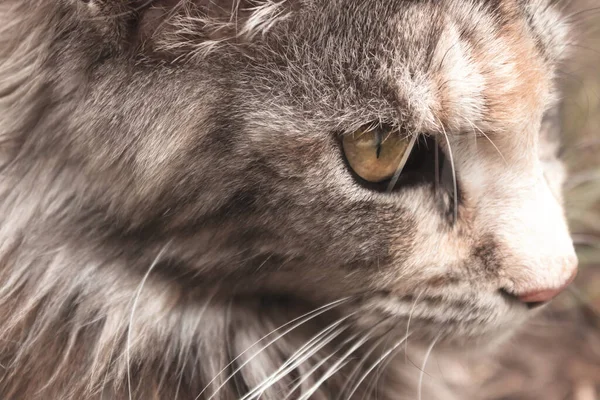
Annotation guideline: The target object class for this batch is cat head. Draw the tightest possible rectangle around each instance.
[2,0,577,346]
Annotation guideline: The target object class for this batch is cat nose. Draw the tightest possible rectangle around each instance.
[490,175,579,309]
[516,268,578,308]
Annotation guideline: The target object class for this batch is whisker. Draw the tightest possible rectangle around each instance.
[405,292,422,363]
[565,170,600,190]
[567,287,600,317]
[292,319,398,400]
[563,138,600,153]
[304,361,352,400]
[297,330,378,400]
[245,315,357,400]
[282,327,364,400]
[417,334,441,400]
[438,121,458,223]
[249,312,385,399]
[564,6,600,24]
[198,297,352,400]
[463,116,507,165]
[362,337,404,400]
[336,324,396,400]
[265,313,358,377]
[346,331,411,400]
[386,134,419,192]
[434,136,440,195]
[568,43,600,57]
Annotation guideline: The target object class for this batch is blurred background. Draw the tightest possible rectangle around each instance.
[562,0,600,310]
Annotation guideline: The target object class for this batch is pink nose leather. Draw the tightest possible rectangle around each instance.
[518,269,578,304]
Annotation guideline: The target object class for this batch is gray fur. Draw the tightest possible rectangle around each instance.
[0,0,579,399]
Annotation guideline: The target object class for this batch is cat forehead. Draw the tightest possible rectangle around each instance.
[249,0,567,137]
[383,0,562,137]
[141,0,566,137]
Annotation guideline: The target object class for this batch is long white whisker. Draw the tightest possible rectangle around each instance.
[434,136,440,194]
[363,336,406,400]
[282,327,362,400]
[387,134,419,192]
[417,334,441,400]
[405,293,422,363]
[438,121,458,222]
[270,312,357,376]
[336,325,396,400]
[244,313,359,400]
[345,332,411,400]
[198,297,351,400]
[127,244,170,400]
[463,116,507,165]
[298,361,352,400]
[297,324,382,400]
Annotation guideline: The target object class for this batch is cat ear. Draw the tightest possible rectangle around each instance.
[77,0,296,58]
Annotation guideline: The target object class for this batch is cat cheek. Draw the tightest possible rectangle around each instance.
[384,200,470,291]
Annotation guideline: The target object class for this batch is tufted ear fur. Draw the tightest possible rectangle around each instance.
[76,0,296,58]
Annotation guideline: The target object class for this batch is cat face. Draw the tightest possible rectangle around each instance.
[4,0,577,347]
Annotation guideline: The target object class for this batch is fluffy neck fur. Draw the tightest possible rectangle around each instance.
[0,238,439,399]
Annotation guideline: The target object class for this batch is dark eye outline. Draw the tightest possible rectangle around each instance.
[384,133,418,192]
[340,124,419,187]
[340,124,418,187]
[340,128,450,195]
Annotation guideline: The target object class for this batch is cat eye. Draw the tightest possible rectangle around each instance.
[342,125,417,184]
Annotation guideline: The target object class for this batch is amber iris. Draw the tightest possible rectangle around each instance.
[342,127,413,183]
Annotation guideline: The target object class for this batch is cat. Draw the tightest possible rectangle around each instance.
[0,0,585,399]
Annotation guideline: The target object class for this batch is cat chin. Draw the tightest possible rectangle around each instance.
[350,293,532,354]
[385,319,525,361]
[435,323,523,352]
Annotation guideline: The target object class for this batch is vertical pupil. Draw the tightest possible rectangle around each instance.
[375,131,383,159]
